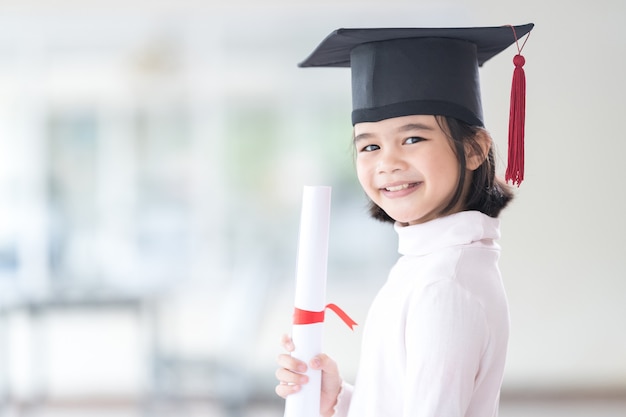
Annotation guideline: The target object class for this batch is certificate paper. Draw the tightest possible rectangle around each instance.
[283,186,331,417]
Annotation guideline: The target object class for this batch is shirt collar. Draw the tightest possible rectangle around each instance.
[395,211,501,256]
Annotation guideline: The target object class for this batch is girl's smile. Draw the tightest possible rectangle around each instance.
[380,181,422,196]
[355,114,463,225]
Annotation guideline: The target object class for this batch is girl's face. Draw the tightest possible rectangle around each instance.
[355,115,463,225]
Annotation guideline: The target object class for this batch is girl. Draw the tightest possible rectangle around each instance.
[276,24,534,417]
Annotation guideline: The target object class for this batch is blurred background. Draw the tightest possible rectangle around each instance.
[0,0,624,416]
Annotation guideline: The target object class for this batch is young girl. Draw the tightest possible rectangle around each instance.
[276,24,534,417]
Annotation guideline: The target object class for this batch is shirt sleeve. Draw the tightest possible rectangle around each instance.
[403,280,489,416]
[330,380,353,417]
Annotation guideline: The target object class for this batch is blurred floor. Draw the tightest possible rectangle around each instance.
[1,398,625,417]
[499,400,626,417]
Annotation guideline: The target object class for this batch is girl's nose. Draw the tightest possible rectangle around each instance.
[377,149,406,174]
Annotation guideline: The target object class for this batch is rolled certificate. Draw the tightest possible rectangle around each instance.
[283,185,332,417]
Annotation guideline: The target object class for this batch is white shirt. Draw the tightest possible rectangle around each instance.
[333,211,509,417]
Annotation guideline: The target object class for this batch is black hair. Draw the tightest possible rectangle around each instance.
[366,115,514,223]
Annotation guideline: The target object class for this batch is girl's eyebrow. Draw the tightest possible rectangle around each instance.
[354,122,435,143]
[398,122,436,132]
[353,132,372,143]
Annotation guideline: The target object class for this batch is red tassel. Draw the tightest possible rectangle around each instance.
[506,26,530,186]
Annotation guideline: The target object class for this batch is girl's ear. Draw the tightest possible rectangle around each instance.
[465,129,492,171]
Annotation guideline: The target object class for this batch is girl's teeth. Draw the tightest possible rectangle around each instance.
[386,183,410,192]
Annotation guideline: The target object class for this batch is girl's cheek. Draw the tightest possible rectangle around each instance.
[355,167,368,188]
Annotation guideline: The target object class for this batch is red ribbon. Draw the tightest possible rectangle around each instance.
[293,303,358,330]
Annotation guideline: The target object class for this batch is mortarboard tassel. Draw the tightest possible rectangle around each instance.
[506,25,531,186]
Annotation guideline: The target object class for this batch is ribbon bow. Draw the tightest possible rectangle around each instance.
[293,303,358,330]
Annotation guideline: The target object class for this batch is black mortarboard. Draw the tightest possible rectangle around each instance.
[298,24,534,185]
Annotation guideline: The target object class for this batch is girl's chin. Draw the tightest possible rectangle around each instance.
[385,213,421,225]
[387,211,437,226]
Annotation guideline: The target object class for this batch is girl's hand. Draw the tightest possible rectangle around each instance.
[275,334,308,397]
[275,334,342,417]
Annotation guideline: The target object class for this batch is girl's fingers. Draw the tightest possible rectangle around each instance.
[309,353,337,373]
[277,353,307,373]
[275,333,310,399]
[280,334,295,352]
[275,381,301,398]
[275,358,309,399]
[275,366,309,386]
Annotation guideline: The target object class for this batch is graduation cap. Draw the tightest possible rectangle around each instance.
[299,24,534,185]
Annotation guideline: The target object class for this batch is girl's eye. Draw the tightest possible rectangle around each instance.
[405,136,425,145]
[360,144,380,152]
